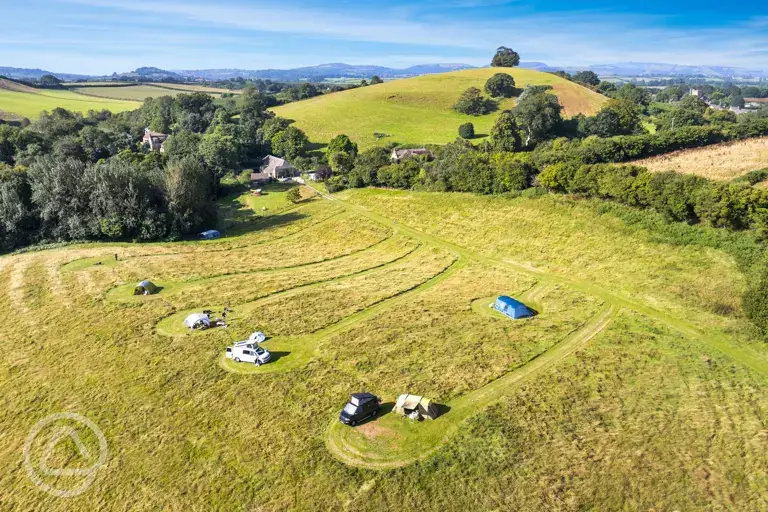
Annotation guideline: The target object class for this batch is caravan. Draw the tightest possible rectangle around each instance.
[226,342,271,365]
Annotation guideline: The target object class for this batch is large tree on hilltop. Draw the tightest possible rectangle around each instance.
[491,46,520,68]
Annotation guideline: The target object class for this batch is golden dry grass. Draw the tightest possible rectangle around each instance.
[632,137,768,180]
[2,188,768,510]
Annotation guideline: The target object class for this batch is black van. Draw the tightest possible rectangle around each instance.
[339,393,381,426]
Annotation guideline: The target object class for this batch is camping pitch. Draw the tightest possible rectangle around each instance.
[494,296,532,320]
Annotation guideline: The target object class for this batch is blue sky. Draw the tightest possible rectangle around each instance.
[1,0,767,74]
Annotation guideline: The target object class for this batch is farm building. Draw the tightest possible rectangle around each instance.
[251,155,299,184]
[391,148,433,163]
[142,128,168,152]
[393,394,439,420]
[494,296,533,319]
[200,230,221,240]
[134,280,158,295]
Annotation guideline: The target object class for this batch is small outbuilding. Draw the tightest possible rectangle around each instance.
[184,313,211,330]
[393,394,439,420]
[200,230,221,240]
[134,280,158,296]
[494,296,532,319]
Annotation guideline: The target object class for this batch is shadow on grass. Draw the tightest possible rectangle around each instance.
[471,133,489,139]
[265,351,291,364]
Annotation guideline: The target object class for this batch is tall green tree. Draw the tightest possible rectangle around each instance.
[572,71,600,87]
[491,46,520,67]
[512,89,563,147]
[270,126,308,160]
[199,129,239,177]
[490,111,522,151]
[327,134,358,156]
[164,157,216,235]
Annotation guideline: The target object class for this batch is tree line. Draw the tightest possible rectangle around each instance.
[0,86,314,252]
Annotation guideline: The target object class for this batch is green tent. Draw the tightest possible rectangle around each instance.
[134,280,158,295]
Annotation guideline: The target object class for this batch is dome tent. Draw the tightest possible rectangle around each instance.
[184,313,211,330]
[494,296,532,319]
[393,394,439,420]
[134,280,158,295]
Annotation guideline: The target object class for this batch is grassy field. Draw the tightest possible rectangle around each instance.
[2,184,768,510]
[148,83,241,95]
[632,136,768,180]
[0,79,140,119]
[0,79,237,119]
[73,84,235,101]
[272,68,607,149]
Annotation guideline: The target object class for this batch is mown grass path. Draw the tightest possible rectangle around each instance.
[305,185,768,469]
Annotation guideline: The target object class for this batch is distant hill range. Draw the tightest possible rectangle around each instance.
[519,61,768,79]
[2,61,767,82]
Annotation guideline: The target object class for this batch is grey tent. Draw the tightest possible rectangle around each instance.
[393,394,439,420]
[134,280,158,295]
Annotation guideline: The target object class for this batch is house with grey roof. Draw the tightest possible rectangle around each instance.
[251,155,299,184]
[391,148,433,163]
[142,128,168,152]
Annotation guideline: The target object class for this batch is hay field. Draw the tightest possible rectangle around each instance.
[0,79,139,119]
[632,137,768,180]
[73,84,235,101]
[272,68,607,149]
[2,185,768,510]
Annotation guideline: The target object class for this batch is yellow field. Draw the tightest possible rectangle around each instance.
[272,68,607,149]
[632,137,768,180]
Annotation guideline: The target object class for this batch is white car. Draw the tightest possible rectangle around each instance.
[226,343,271,365]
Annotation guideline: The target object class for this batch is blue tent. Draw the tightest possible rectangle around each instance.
[494,296,532,319]
[200,230,221,240]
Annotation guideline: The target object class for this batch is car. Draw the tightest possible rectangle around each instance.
[339,393,381,426]
[226,343,271,365]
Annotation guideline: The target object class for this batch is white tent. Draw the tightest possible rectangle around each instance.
[249,331,266,343]
[393,394,439,420]
[184,313,210,330]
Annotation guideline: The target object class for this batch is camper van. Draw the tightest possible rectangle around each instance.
[226,343,271,365]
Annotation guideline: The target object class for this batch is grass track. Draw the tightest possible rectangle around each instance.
[291,184,768,468]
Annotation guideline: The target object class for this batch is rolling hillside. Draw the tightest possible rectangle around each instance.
[272,67,607,149]
[0,79,139,120]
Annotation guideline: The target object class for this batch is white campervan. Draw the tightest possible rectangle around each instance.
[226,343,271,365]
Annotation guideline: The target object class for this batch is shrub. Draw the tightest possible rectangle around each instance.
[744,266,768,333]
[286,187,302,203]
[453,88,495,116]
[484,73,516,98]
[458,123,475,139]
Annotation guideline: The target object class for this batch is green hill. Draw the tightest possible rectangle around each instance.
[272,67,607,149]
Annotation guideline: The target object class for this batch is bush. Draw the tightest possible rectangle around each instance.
[453,88,495,116]
[458,123,475,139]
[286,186,302,203]
[744,266,768,333]
[484,73,516,98]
